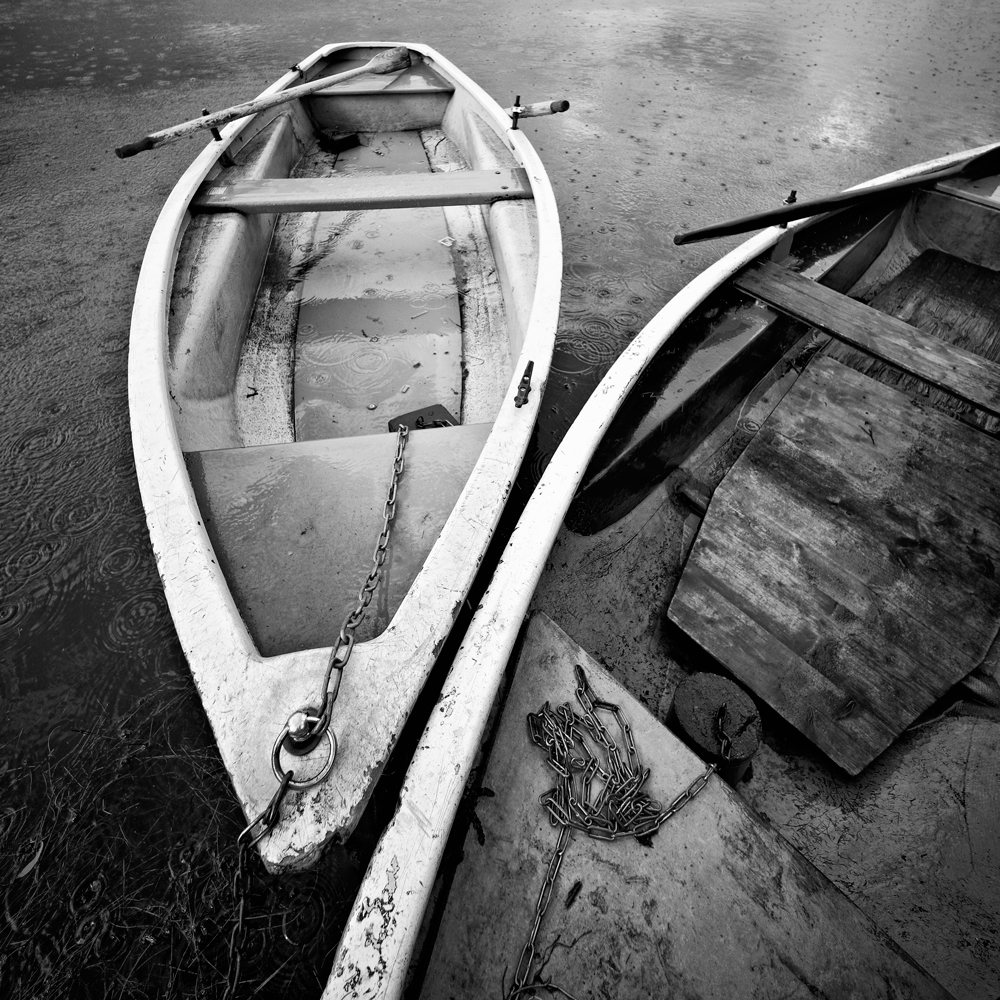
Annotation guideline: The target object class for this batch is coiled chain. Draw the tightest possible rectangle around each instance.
[509,665,732,998]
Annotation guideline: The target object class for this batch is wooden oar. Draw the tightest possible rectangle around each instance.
[115,46,411,159]
[673,143,1000,245]
[506,98,570,131]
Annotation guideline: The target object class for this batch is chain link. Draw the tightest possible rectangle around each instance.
[510,822,572,995]
[224,771,293,998]
[226,425,409,993]
[277,424,409,769]
[317,423,408,721]
[509,666,732,998]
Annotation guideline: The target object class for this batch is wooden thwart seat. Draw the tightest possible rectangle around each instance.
[193,167,532,214]
[735,258,1000,418]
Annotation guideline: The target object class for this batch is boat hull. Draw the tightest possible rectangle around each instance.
[326,142,1000,997]
[128,42,561,871]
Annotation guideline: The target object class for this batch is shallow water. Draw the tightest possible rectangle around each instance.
[0,0,996,995]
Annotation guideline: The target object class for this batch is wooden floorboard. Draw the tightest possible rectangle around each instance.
[669,357,1000,774]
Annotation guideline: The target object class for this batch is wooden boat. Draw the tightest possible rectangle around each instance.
[126,42,562,871]
[324,142,1000,998]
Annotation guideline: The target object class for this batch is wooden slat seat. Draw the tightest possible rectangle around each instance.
[734,257,1000,417]
[193,167,532,214]
[309,82,455,96]
[185,423,493,656]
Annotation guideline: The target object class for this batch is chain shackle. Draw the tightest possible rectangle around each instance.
[271,725,337,790]
[232,418,407,1000]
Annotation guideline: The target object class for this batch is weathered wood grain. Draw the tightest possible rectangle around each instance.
[193,167,531,213]
[828,247,1000,433]
[567,206,902,535]
[419,613,949,999]
[735,254,1000,418]
[670,357,1000,773]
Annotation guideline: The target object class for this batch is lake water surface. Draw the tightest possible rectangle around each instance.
[1,0,996,995]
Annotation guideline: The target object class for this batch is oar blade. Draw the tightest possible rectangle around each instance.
[368,45,412,75]
[963,143,1000,179]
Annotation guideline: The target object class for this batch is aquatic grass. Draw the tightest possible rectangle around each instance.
[0,678,361,1000]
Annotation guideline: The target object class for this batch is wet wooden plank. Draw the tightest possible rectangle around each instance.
[193,167,531,213]
[734,255,1000,418]
[828,247,1000,433]
[565,207,902,536]
[419,612,949,999]
[670,357,1000,774]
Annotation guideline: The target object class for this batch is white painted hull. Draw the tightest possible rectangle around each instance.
[128,42,561,871]
[325,142,999,997]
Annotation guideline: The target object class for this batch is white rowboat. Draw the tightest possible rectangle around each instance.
[127,42,562,871]
[328,141,1000,996]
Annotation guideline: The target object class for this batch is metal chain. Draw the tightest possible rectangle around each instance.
[272,424,409,783]
[224,771,293,999]
[228,426,409,994]
[510,823,573,997]
[509,666,732,998]
[317,422,409,724]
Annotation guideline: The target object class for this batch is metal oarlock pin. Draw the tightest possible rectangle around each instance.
[510,94,524,130]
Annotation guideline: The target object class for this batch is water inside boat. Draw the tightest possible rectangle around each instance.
[166,49,535,654]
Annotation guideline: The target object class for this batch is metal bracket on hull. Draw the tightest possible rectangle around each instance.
[388,403,457,431]
[514,360,534,407]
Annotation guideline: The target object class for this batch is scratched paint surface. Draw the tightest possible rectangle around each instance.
[1,0,996,995]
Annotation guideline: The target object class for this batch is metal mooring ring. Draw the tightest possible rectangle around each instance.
[271,725,337,790]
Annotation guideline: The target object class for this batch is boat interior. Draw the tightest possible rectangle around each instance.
[165,47,538,655]
[528,172,1000,995]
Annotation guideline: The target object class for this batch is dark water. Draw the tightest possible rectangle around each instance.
[1,0,996,995]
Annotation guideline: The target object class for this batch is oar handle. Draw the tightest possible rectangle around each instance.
[506,99,570,119]
[116,46,411,158]
[116,136,158,159]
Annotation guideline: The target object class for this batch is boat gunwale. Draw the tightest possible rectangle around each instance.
[127,41,562,869]
[323,140,1000,997]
